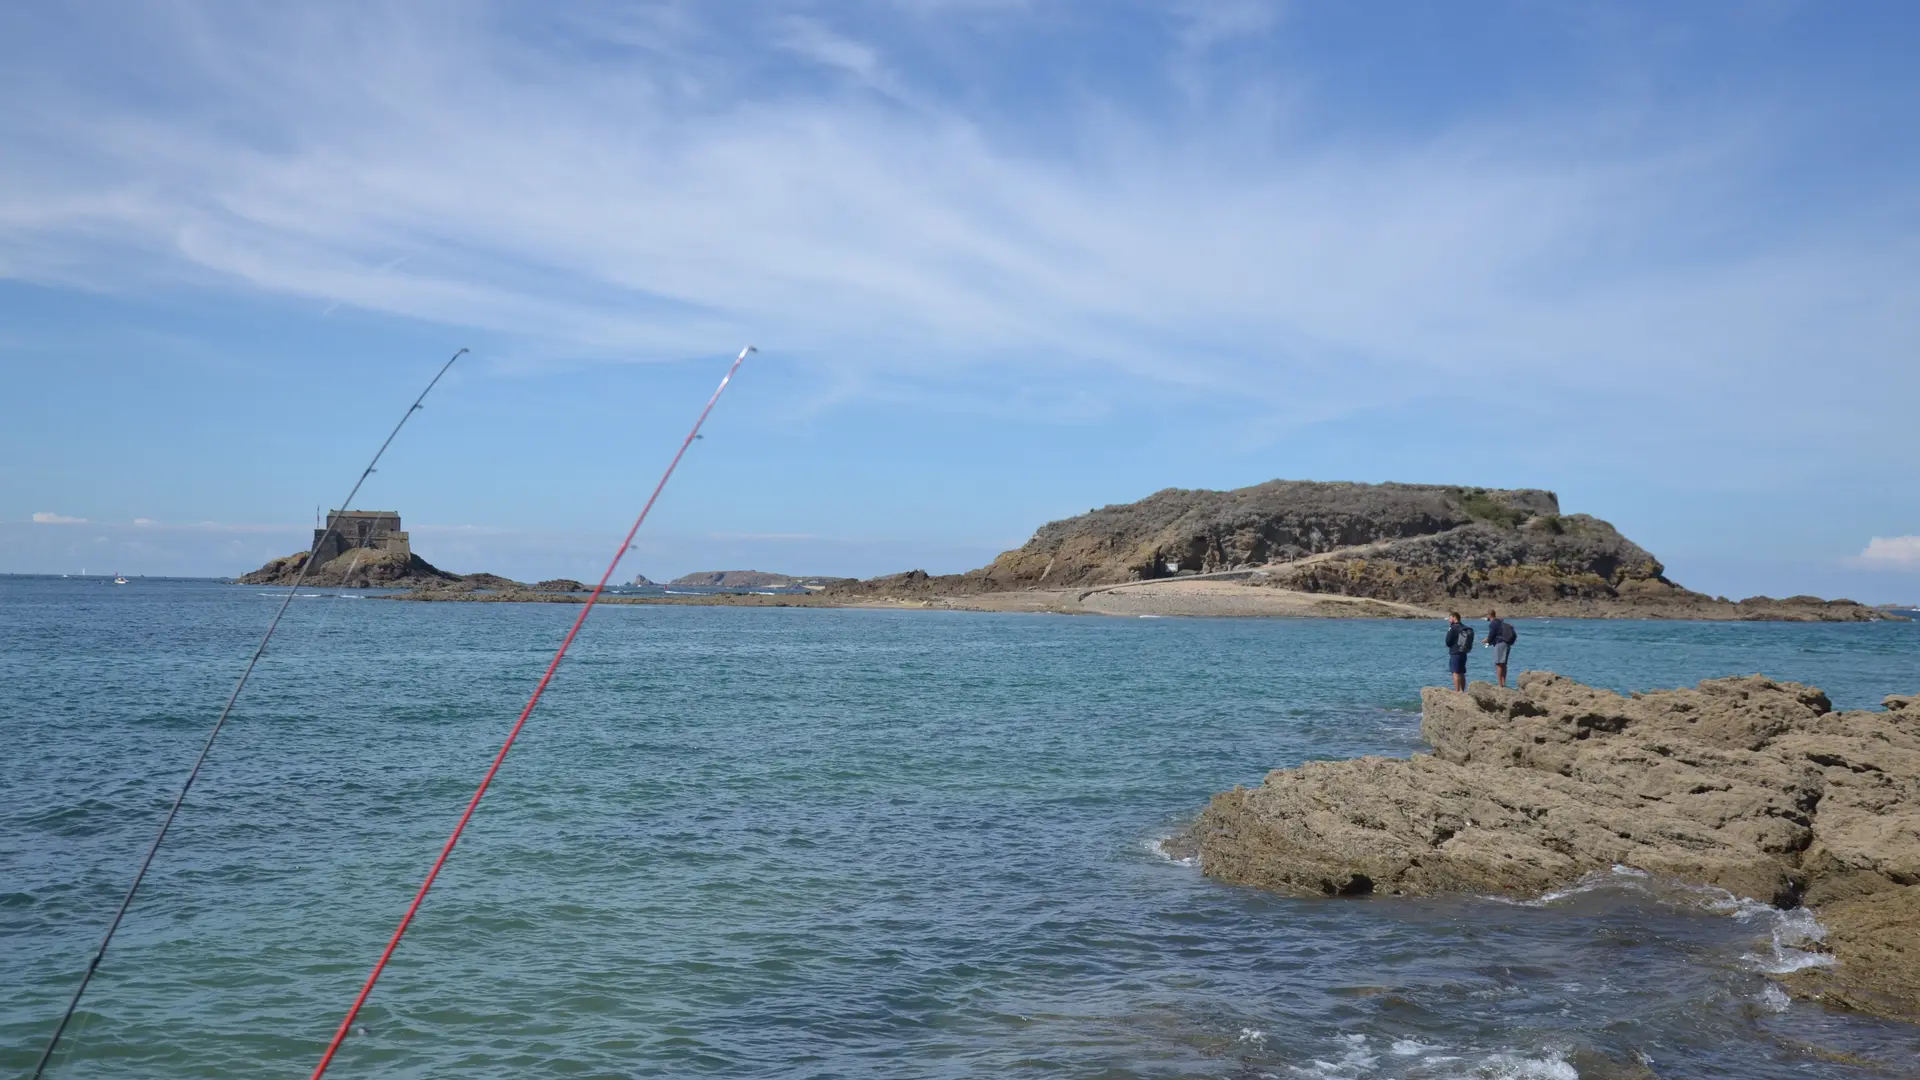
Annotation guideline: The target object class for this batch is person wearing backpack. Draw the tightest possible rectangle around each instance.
[1485,608,1518,688]
[1444,611,1475,691]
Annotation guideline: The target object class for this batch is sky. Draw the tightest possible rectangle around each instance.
[1,0,1916,599]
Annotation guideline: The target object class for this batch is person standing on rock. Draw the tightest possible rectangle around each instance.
[1484,609,1517,688]
[1444,612,1475,691]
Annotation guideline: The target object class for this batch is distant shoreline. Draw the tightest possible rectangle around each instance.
[367,581,1912,622]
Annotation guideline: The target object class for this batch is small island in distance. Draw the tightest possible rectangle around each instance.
[235,481,1904,621]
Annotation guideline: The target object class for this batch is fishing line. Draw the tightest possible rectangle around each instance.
[308,344,755,1079]
[30,347,467,1080]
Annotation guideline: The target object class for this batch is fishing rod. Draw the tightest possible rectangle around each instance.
[30,347,467,1080]
[308,345,755,1079]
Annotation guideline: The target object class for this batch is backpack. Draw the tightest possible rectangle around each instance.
[1500,621,1518,645]
[1450,625,1474,653]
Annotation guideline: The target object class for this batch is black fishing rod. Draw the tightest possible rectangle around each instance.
[30,347,467,1079]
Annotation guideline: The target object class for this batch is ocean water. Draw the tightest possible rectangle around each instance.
[3,575,1918,1079]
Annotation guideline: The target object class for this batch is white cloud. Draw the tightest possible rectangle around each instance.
[1174,0,1283,55]
[31,512,89,524]
[0,2,1913,440]
[1854,536,1920,569]
[709,531,823,542]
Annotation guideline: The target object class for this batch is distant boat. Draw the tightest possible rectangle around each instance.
[113,574,129,585]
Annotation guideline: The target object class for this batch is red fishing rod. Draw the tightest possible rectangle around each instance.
[309,345,755,1079]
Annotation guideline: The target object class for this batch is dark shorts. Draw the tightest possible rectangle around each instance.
[1448,652,1468,675]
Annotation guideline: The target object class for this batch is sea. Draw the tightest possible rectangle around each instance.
[3,575,1918,1079]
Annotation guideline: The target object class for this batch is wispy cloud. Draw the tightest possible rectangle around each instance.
[0,2,1913,440]
[31,515,299,533]
[709,531,823,542]
[1173,0,1284,55]
[1852,536,1920,569]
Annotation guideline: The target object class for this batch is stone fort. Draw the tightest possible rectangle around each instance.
[314,510,411,564]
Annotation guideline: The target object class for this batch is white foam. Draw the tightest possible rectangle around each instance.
[1475,1052,1579,1080]
[1282,1038,1576,1080]
[1500,870,1838,976]
[1498,865,1646,907]
[1143,834,1196,868]
[1286,1033,1379,1078]
[1239,1027,1268,1046]
[1759,983,1791,1012]
[1747,946,1834,974]
[1724,899,1834,973]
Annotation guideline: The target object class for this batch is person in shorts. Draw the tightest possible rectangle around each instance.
[1444,611,1474,691]
[1484,608,1517,688]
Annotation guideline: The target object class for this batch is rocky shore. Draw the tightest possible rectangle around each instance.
[1188,673,1919,1022]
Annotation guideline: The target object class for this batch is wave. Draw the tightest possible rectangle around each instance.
[1491,865,1648,908]
[1491,866,1835,977]
[1281,1033,1578,1079]
[1142,830,1197,868]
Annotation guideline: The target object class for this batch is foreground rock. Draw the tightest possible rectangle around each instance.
[1191,675,1920,1022]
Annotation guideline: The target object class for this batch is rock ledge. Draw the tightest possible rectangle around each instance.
[1191,673,1920,1021]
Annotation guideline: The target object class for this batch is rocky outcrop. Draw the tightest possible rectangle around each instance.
[1191,674,1920,1021]
[534,578,588,592]
[235,548,457,588]
[821,479,1894,619]
[976,481,1561,589]
[1259,515,1688,607]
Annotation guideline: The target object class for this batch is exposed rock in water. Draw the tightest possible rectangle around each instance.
[235,549,457,588]
[670,570,800,587]
[534,578,588,592]
[234,550,532,591]
[629,574,656,586]
[1190,673,1920,1022]
[453,573,522,590]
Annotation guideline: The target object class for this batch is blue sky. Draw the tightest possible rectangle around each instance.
[1,0,1916,599]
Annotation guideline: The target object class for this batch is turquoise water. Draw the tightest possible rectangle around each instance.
[3,576,1918,1078]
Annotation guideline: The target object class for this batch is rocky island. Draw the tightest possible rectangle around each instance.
[235,510,463,588]
[823,480,1895,620]
[669,570,855,589]
[670,570,801,588]
[1186,673,1919,1021]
